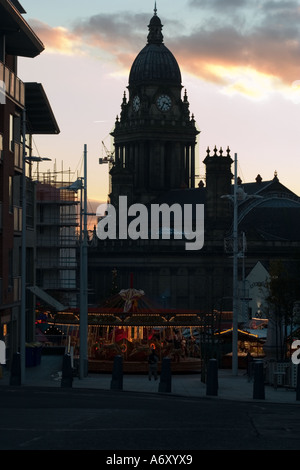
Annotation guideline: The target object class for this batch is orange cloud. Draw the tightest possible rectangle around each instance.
[28,17,139,73]
[170,26,300,87]
[166,23,300,101]
[29,19,84,55]
[28,8,300,101]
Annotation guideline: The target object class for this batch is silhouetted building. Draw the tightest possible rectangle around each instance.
[88,9,300,322]
[35,177,79,310]
[0,0,59,364]
[110,10,198,207]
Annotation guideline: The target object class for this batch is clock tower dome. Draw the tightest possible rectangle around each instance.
[110,7,199,206]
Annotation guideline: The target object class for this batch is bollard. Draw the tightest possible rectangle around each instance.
[61,354,73,388]
[253,360,265,399]
[9,352,21,386]
[296,363,300,401]
[206,359,218,396]
[158,357,172,393]
[110,355,123,390]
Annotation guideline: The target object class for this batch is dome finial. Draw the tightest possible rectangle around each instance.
[147,4,164,44]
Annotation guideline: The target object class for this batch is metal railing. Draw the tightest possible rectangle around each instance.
[0,61,25,107]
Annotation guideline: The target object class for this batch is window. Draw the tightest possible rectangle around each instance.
[9,114,21,153]
[9,114,14,152]
[8,176,13,213]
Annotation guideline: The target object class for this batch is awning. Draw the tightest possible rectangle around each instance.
[25,83,60,135]
[27,286,67,312]
[0,0,44,57]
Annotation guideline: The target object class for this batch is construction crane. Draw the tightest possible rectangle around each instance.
[99,141,115,166]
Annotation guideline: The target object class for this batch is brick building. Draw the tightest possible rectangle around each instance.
[0,0,59,365]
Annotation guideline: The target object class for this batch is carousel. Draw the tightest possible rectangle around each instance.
[40,286,220,373]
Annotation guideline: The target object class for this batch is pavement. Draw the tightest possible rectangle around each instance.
[0,355,299,404]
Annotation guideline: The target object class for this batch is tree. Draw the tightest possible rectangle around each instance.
[266,259,300,360]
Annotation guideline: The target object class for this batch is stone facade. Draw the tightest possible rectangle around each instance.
[88,10,300,321]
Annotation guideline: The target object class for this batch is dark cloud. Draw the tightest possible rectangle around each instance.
[168,23,300,85]
[262,0,299,10]
[71,12,185,69]
[72,12,147,52]
[188,0,248,8]
[33,3,300,89]
[170,0,300,85]
[72,11,181,49]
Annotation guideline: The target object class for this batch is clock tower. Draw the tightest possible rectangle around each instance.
[110,7,199,206]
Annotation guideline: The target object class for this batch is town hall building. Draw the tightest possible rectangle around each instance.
[88,8,300,324]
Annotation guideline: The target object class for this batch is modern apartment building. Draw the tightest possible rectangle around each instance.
[35,175,79,311]
[0,0,59,366]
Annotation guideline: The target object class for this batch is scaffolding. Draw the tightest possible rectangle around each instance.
[35,167,80,309]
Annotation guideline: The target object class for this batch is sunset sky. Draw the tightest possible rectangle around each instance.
[18,0,300,210]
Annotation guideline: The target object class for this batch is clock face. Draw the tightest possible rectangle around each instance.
[132,95,140,111]
[157,94,172,111]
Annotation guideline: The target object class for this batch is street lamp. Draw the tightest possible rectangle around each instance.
[221,153,262,376]
[25,156,51,161]
[81,144,88,379]
[61,145,113,379]
[60,145,88,379]
[20,108,52,384]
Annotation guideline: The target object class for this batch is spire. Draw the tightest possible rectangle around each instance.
[147,4,164,44]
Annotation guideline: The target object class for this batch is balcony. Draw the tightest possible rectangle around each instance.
[13,206,22,232]
[14,142,23,170]
[0,61,25,107]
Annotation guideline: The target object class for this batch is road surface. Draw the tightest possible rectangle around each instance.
[0,385,299,452]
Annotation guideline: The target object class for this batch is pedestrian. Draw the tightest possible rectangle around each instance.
[148,348,158,381]
[246,352,253,381]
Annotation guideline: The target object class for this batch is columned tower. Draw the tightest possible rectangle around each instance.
[203,146,233,228]
[110,8,199,206]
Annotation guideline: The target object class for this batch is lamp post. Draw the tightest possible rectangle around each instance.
[20,108,51,384]
[60,145,95,379]
[232,152,239,376]
[79,141,114,377]
[20,109,26,385]
[222,153,263,376]
[80,144,88,379]
[221,153,239,375]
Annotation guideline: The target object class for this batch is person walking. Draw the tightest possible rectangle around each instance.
[148,348,158,380]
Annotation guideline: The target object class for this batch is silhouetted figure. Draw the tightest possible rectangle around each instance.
[247,352,254,381]
[148,349,158,381]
